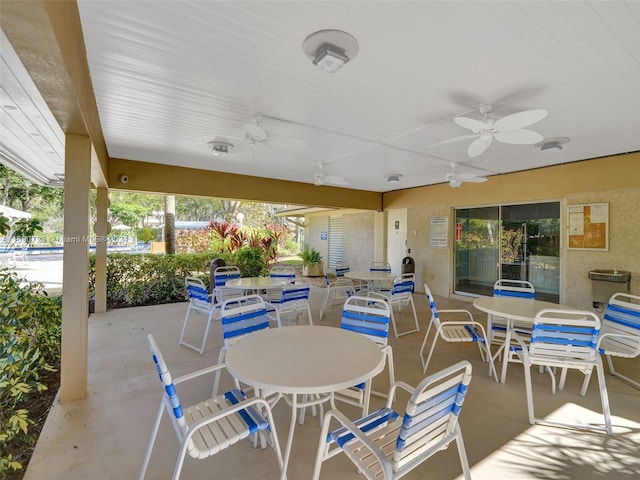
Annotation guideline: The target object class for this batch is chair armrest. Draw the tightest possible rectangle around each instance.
[321,409,393,479]
[173,363,229,385]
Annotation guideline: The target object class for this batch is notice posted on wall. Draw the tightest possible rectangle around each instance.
[568,203,608,251]
[430,216,448,248]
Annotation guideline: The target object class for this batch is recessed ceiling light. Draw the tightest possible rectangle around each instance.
[302,30,359,73]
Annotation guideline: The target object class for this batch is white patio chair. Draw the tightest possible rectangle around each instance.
[368,273,419,338]
[267,283,313,326]
[312,360,472,480]
[586,292,640,390]
[140,334,284,480]
[368,260,392,292]
[319,265,356,320]
[419,284,498,381]
[511,308,613,435]
[333,296,395,417]
[178,276,218,354]
[212,266,243,303]
[212,294,278,397]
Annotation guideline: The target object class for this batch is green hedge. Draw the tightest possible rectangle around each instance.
[88,252,231,309]
[0,270,62,474]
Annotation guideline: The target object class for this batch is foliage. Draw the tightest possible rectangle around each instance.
[0,270,62,475]
[299,244,322,265]
[232,247,267,277]
[136,227,156,245]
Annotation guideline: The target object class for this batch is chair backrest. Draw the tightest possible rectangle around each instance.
[370,261,391,273]
[341,296,391,346]
[390,273,415,299]
[269,265,296,284]
[147,334,190,441]
[335,261,351,278]
[424,284,442,329]
[601,292,640,354]
[493,279,535,299]
[392,360,472,471]
[530,309,601,362]
[220,295,270,346]
[214,266,241,287]
[185,276,212,311]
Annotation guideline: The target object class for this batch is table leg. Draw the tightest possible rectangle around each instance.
[500,320,513,383]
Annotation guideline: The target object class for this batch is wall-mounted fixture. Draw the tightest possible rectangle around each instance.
[537,137,570,152]
[302,29,359,73]
[207,140,233,156]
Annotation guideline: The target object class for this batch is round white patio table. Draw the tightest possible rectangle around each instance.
[344,270,397,292]
[225,325,385,480]
[473,296,576,383]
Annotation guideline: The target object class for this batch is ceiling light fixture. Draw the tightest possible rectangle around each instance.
[302,29,359,73]
[385,174,402,182]
[207,140,233,156]
[536,137,570,152]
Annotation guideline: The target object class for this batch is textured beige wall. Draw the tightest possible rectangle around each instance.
[564,187,640,310]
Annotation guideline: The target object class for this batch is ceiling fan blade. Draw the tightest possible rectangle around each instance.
[495,129,544,145]
[325,175,349,186]
[494,109,548,131]
[468,135,493,157]
[244,123,268,141]
[454,116,491,132]
[429,133,478,148]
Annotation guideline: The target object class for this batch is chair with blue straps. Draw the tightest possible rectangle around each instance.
[333,296,395,417]
[178,276,218,354]
[212,294,278,397]
[267,283,313,326]
[140,334,284,480]
[312,360,473,480]
[320,264,356,320]
[589,292,640,390]
[212,266,242,304]
[419,284,497,381]
[368,273,419,338]
[511,309,612,435]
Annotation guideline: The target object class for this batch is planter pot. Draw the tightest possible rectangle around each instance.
[303,262,323,277]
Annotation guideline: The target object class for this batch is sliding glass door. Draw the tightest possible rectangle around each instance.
[454,202,560,302]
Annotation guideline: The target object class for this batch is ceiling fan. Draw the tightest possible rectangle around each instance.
[314,164,349,186]
[431,104,548,157]
[446,163,487,188]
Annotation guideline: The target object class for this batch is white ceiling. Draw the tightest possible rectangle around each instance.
[2,1,640,192]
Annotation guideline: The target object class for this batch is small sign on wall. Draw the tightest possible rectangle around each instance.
[430,216,449,248]
[320,231,327,240]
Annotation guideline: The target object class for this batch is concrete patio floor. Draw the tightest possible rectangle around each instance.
[24,288,640,479]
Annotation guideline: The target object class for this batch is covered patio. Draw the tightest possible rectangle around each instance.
[25,288,640,479]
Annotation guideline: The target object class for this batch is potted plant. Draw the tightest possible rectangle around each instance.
[300,244,323,277]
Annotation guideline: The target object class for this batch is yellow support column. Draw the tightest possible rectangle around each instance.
[60,134,91,402]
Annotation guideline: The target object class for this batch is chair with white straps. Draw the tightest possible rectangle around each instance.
[312,360,472,480]
[368,273,419,338]
[511,308,613,435]
[319,265,356,320]
[212,266,243,304]
[419,284,497,381]
[590,292,640,390]
[140,334,284,480]
[267,283,313,326]
[333,296,395,417]
[178,276,218,354]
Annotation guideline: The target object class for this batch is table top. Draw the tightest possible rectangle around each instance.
[225,325,385,395]
[226,277,286,289]
[344,271,397,281]
[473,296,575,323]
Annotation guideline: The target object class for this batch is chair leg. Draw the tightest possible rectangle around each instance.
[138,399,165,480]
